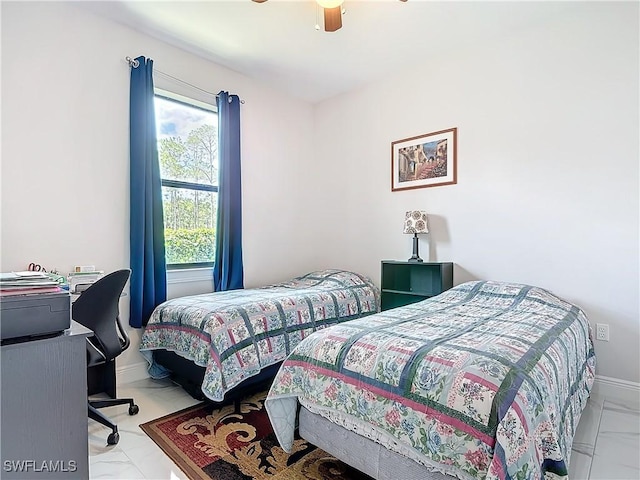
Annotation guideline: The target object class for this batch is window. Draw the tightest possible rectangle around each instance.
[154,92,218,269]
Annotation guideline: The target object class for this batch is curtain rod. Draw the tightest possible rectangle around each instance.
[125,56,245,104]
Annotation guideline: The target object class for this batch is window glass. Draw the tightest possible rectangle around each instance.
[162,187,217,265]
[155,94,218,268]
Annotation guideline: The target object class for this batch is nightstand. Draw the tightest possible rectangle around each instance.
[380,261,453,311]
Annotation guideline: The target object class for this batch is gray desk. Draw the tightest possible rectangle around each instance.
[1,321,91,479]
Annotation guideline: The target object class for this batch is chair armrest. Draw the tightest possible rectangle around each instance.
[115,315,131,351]
[86,337,108,367]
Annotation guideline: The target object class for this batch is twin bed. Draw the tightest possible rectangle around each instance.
[141,272,596,480]
[266,280,596,480]
[139,269,380,401]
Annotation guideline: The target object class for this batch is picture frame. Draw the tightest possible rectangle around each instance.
[391,127,457,191]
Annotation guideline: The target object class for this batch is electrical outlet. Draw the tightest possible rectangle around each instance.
[595,323,610,341]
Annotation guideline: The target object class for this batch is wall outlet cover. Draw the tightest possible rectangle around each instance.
[595,323,610,341]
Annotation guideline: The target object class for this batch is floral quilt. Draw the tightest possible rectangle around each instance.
[140,269,380,401]
[265,281,596,480]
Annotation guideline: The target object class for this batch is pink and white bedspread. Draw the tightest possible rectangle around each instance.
[265,281,596,480]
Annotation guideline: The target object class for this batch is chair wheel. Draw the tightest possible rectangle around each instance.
[107,432,120,445]
[129,404,139,415]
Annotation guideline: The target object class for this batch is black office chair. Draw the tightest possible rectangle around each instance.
[72,269,139,445]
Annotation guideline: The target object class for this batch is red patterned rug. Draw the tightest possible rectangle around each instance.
[140,390,371,480]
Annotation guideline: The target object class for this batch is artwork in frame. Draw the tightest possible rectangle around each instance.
[391,127,457,191]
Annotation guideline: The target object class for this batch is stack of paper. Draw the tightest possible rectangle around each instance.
[0,272,63,296]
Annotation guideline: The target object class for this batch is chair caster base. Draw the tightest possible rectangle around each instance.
[107,431,120,445]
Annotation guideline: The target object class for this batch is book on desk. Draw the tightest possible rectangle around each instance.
[0,271,63,297]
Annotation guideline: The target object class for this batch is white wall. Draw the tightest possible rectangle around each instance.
[0,1,316,369]
[312,2,640,383]
[2,2,638,385]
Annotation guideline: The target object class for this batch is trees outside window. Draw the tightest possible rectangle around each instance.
[155,94,218,268]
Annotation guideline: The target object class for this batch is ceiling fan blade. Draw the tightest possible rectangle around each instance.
[252,0,268,3]
[323,6,342,32]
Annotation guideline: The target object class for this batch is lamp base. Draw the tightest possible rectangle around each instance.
[407,233,423,262]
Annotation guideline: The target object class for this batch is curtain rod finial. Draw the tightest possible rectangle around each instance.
[126,56,140,68]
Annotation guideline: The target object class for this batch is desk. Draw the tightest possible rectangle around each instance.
[1,321,91,479]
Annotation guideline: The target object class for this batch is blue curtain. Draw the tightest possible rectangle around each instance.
[129,56,167,328]
[213,91,244,291]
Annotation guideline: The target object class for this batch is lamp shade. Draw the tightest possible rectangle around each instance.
[403,210,428,234]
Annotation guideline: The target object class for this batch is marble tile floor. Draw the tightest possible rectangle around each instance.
[89,378,640,479]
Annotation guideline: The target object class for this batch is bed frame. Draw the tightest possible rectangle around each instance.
[299,407,454,480]
[154,349,282,403]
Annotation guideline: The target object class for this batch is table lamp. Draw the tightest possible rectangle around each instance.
[403,210,428,262]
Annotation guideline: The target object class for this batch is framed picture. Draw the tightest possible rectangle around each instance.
[391,127,457,191]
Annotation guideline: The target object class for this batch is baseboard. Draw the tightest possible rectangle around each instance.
[593,375,640,406]
[116,361,150,385]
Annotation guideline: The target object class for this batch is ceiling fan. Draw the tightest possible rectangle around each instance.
[252,0,407,33]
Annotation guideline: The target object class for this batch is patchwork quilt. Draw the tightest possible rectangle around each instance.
[265,281,596,480]
[140,269,380,401]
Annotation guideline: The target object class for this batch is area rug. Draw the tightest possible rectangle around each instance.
[140,390,371,480]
